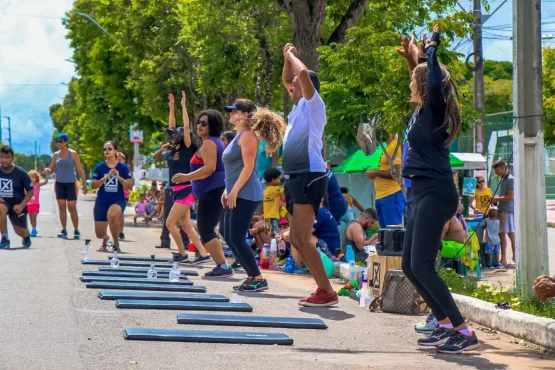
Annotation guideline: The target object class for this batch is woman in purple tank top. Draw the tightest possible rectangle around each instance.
[172,109,230,278]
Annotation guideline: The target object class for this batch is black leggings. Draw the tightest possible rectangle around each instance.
[221,198,260,277]
[401,177,463,326]
[196,187,225,244]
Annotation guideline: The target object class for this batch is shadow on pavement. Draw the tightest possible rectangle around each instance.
[237,292,305,300]
[417,347,509,369]
[294,347,376,355]
[299,307,356,321]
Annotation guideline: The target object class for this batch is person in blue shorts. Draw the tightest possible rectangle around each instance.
[91,141,133,252]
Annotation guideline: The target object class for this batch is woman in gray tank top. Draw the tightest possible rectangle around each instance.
[45,133,88,239]
[220,99,285,292]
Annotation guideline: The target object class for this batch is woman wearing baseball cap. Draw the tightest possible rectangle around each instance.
[45,133,88,239]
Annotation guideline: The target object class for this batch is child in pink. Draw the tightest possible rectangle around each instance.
[28,170,49,237]
[134,194,149,225]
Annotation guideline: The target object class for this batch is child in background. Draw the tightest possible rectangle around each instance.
[27,170,49,237]
[220,131,236,147]
[134,194,149,226]
[263,168,283,237]
[484,207,502,268]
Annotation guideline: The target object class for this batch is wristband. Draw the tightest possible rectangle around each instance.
[431,31,441,46]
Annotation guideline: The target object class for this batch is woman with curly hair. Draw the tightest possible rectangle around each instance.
[221,98,285,291]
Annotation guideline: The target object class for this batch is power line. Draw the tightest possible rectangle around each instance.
[0,12,64,20]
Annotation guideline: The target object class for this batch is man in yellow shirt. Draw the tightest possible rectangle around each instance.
[365,135,405,227]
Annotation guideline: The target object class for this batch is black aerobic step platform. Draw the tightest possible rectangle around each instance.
[80,276,192,285]
[86,282,206,293]
[108,256,172,263]
[98,267,198,276]
[98,291,228,302]
[176,313,327,329]
[83,260,175,268]
[82,271,189,280]
[115,299,252,312]
[124,328,293,345]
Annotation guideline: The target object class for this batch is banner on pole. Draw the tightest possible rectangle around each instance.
[129,123,143,143]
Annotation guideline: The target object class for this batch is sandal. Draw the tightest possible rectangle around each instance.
[113,244,121,253]
[97,245,108,252]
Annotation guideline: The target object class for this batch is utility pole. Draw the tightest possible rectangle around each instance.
[473,0,485,155]
[0,106,3,144]
[3,117,11,148]
[513,0,548,299]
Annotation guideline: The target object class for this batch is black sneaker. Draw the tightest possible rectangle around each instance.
[435,331,480,354]
[237,278,269,292]
[22,236,32,249]
[119,233,125,241]
[231,261,242,269]
[205,265,234,278]
[190,255,211,265]
[171,253,190,263]
[233,277,253,291]
[57,230,68,239]
[417,327,456,346]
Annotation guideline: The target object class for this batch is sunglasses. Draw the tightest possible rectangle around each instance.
[477,180,484,184]
[196,120,208,126]
[104,147,114,152]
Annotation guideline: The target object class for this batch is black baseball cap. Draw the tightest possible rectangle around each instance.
[224,101,255,113]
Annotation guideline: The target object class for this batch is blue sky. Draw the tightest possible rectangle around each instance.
[0,0,552,156]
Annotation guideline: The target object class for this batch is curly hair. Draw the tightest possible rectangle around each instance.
[28,170,40,183]
[250,108,286,155]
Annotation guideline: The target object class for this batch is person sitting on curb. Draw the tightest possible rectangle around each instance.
[343,208,379,260]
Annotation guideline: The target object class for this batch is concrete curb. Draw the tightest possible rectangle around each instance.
[453,294,555,350]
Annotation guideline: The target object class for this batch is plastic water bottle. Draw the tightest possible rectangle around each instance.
[284,255,295,274]
[359,270,369,308]
[110,250,119,268]
[269,239,278,271]
[147,255,158,279]
[345,245,355,263]
[168,262,180,282]
[230,293,242,303]
[82,239,90,261]
[260,243,270,269]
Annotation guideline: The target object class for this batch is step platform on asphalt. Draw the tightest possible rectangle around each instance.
[176,313,327,329]
[86,282,206,293]
[115,299,252,312]
[109,256,172,263]
[98,267,198,276]
[82,271,189,280]
[98,291,228,302]
[80,276,193,285]
[123,328,293,345]
[83,260,177,269]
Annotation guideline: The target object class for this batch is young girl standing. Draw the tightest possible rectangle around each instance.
[27,170,49,237]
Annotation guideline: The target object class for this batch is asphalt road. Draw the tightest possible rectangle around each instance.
[0,184,553,370]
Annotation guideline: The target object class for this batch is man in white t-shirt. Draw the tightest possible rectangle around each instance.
[282,43,338,307]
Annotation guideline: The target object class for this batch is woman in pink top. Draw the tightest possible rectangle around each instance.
[27,170,49,237]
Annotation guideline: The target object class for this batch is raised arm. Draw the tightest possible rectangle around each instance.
[396,33,418,76]
[285,44,315,101]
[180,91,192,148]
[171,140,217,184]
[168,93,176,129]
[39,171,49,187]
[153,143,170,162]
[282,43,295,90]
[46,152,57,174]
[424,25,444,122]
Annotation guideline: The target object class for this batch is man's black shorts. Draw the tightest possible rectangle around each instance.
[2,203,28,229]
[284,172,328,216]
[55,181,78,201]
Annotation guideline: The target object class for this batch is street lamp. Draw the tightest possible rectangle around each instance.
[71,10,121,46]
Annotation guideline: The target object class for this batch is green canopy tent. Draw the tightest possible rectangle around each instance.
[333,147,465,174]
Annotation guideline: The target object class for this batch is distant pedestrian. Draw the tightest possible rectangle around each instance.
[45,133,88,240]
[492,159,515,265]
[27,169,49,237]
[470,175,492,216]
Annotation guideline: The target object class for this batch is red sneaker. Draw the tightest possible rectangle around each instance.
[298,289,338,307]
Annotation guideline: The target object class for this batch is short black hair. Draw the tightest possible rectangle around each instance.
[221,131,236,143]
[196,109,224,137]
[362,208,377,220]
[264,168,281,183]
[308,70,320,93]
[0,145,14,157]
[340,187,349,194]
[492,159,507,169]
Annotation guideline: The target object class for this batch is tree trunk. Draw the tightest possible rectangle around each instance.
[263,40,274,107]
[277,0,326,71]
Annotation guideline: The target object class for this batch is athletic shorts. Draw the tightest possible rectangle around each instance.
[264,218,279,236]
[1,202,28,229]
[284,172,328,216]
[55,181,77,201]
[485,243,500,255]
[27,203,40,214]
[173,185,195,206]
[375,190,406,228]
[499,211,515,233]
[94,201,125,222]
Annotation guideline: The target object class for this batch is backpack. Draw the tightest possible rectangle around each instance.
[369,269,427,315]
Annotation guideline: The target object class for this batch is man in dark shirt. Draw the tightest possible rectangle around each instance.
[0,145,34,248]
